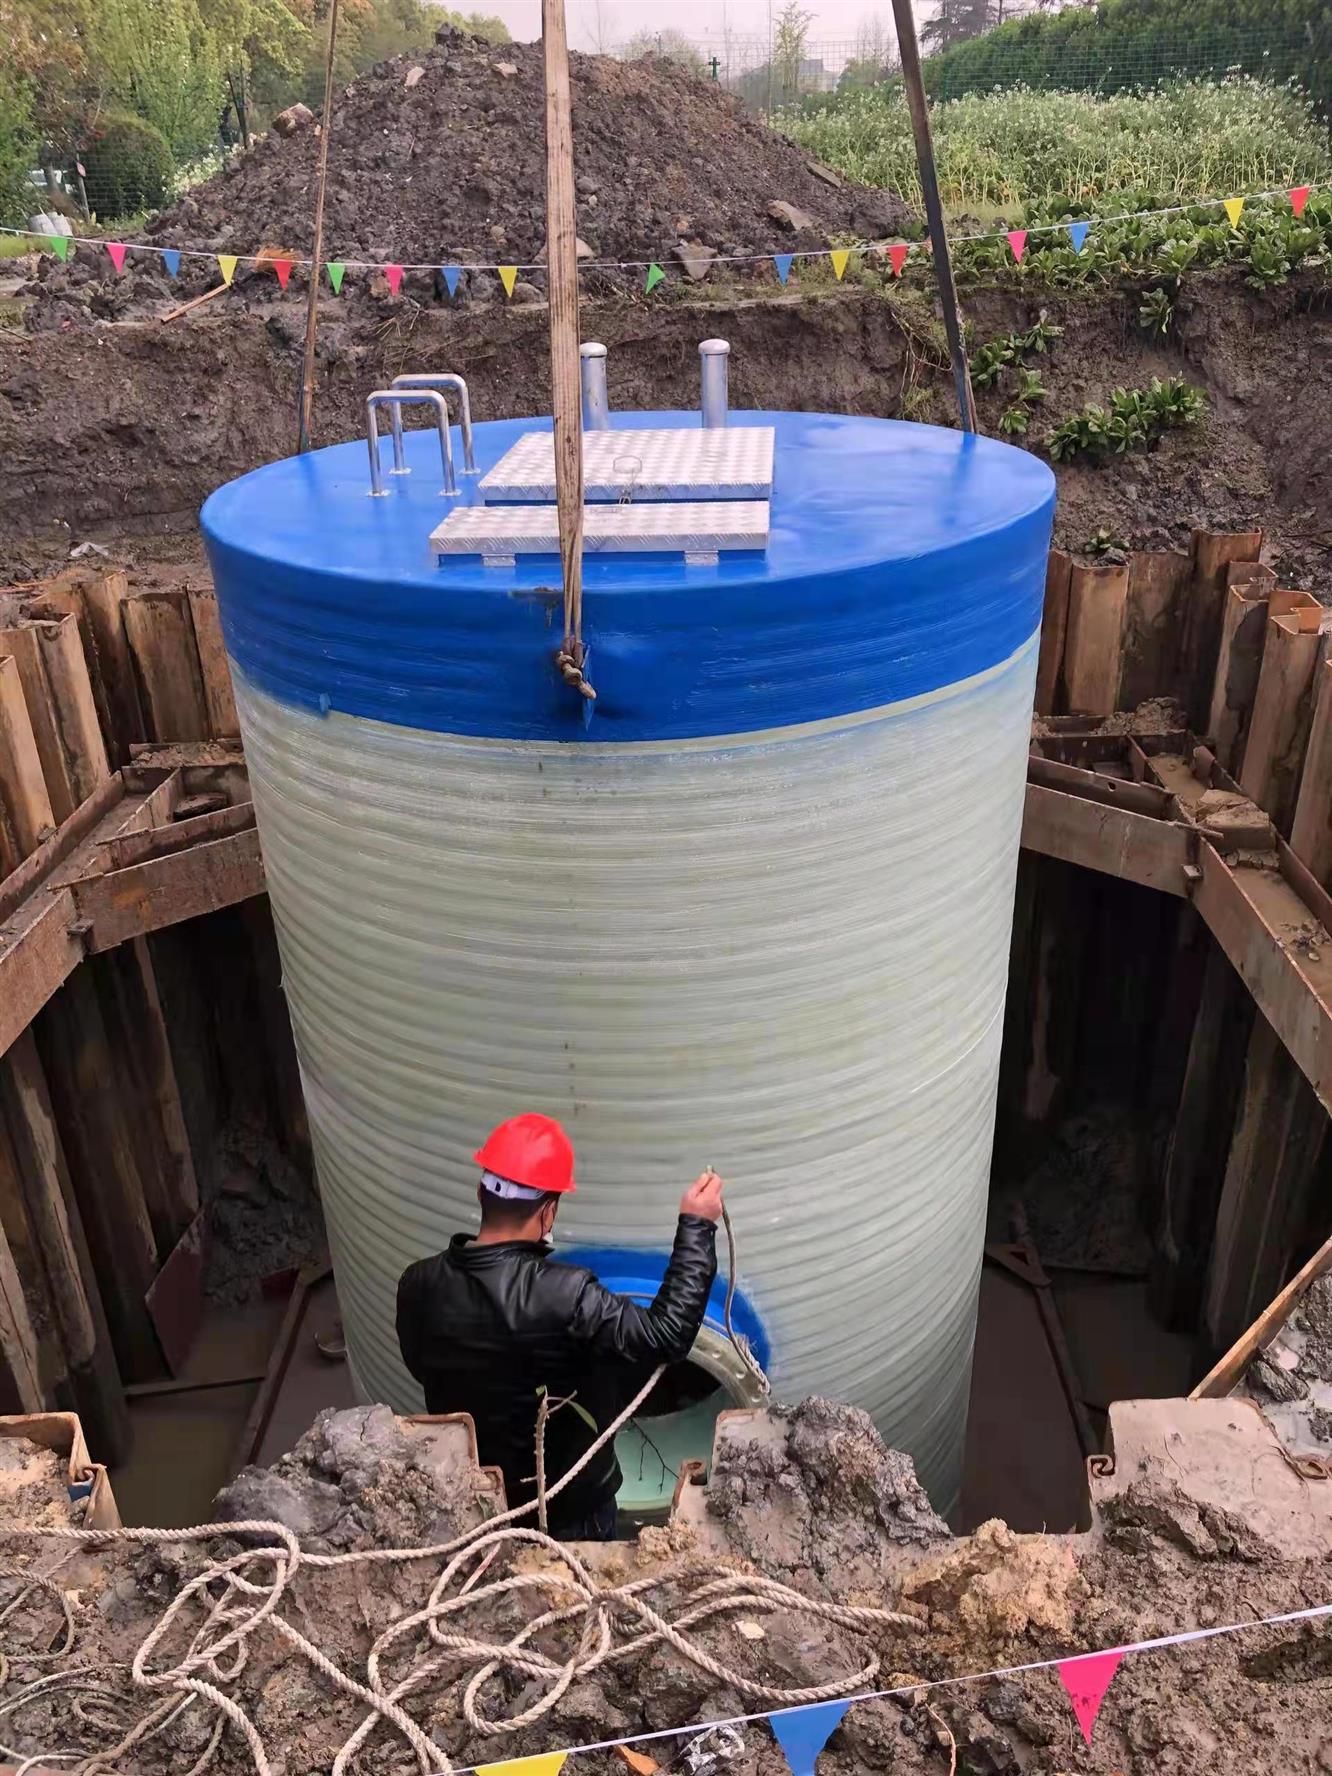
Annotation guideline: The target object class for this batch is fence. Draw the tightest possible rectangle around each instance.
[613,17,1328,115]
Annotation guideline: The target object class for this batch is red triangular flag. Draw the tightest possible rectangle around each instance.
[385,263,404,295]
[273,257,293,289]
[1290,184,1312,218]
[1007,229,1028,264]
[888,243,909,277]
[1057,1650,1123,1745]
[106,241,127,274]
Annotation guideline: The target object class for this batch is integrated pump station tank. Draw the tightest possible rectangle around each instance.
[202,347,1055,1516]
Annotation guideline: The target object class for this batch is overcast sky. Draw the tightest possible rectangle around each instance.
[451,0,915,56]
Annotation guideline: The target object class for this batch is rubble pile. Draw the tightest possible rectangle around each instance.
[27,29,909,329]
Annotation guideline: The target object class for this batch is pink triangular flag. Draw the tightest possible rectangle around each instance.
[1290,184,1312,218]
[273,257,293,289]
[385,263,403,294]
[888,243,909,277]
[106,241,127,275]
[1007,229,1027,264]
[1057,1650,1123,1745]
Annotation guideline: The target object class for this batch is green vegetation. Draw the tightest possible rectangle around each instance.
[920,0,1332,117]
[1084,527,1130,561]
[786,78,1330,213]
[969,310,1062,388]
[0,65,35,226]
[1046,376,1206,463]
[81,111,174,216]
[943,191,1332,296]
[0,0,509,226]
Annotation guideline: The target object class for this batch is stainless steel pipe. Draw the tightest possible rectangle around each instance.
[390,374,477,475]
[365,390,456,496]
[580,342,610,431]
[699,339,730,428]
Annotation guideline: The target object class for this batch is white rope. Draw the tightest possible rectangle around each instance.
[0,1354,916,1776]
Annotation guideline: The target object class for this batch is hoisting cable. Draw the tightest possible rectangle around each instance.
[721,1201,771,1398]
[542,0,596,704]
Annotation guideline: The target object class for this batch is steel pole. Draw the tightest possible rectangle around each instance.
[888,0,978,434]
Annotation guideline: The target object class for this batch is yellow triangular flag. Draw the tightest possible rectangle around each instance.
[217,253,238,285]
[1223,197,1245,229]
[829,247,851,281]
[498,264,518,297]
[474,1756,568,1776]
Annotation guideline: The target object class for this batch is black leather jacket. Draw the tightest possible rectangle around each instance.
[396,1215,717,1530]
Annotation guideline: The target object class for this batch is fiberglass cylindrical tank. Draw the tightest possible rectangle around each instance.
[202,398,1054,1514]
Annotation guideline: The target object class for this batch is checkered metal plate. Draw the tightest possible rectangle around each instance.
[430,500,769,560]
[478,427,775,503]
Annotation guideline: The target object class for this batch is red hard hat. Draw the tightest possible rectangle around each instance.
[474,1113,577,1194]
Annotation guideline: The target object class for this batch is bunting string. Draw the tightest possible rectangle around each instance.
[3,181,1318,297]
[460,1596,1332,1775]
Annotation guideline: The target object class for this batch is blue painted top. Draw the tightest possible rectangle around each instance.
[201,409,1054,743]
[557,1242,770,1372]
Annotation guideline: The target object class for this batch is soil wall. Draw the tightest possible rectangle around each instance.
[2,270,1327,589]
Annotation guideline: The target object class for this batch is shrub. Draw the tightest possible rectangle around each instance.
[784,78,1332,211]
[0,67,37,230]
[80,111,174,221]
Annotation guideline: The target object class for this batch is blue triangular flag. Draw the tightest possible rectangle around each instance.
[774,252,794,285]
[1067,221,1090,253]
[770,1701,852,1776]
[442,264,461,297]
[161,247,181,277]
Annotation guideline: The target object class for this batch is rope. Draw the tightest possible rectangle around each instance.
[720,1205,771,1399]
[0,1213,906,1776]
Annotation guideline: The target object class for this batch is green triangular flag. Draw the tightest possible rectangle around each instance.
[326,261,346,293]
[645,262,665,293]
[51,234,70,261]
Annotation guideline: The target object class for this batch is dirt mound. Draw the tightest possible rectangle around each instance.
[707,1397,950,1595]
[29,31,907,329]
[213,1403,492,1550]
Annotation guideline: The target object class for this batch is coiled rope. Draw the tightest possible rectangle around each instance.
[0,1217,919,1775]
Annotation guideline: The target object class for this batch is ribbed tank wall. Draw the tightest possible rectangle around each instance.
[234,638,1035,1509]
[203,408,1056,1515]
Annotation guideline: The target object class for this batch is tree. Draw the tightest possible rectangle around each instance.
[0,64,38,226]
[619,29,706,72]
[0,0,96,183]
[85,0,227,163]
[919,0,998,56]
[771,0,814,107]
[839,11,896,88]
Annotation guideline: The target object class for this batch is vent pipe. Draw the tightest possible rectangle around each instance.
[699,339,730,428]
[580,342,610,431]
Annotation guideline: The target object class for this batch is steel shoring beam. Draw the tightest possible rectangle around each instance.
[1023,739,1332,1115]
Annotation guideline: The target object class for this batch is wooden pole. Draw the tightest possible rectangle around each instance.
[887,0,977,433]
[543,0,588,690]
[298,0,342,456]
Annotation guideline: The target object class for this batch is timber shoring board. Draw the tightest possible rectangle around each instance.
[0,1030,129,1462]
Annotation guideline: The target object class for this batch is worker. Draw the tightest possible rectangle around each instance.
[395,1112,723,1542]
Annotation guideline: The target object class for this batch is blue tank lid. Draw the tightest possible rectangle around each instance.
[201,409,1054,743]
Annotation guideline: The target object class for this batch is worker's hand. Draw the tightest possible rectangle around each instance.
[680,1170,724,1222]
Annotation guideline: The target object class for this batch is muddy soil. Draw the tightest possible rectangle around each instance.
[23,30,906,331]
[2,268,1327,593]
[0,1399,1330,1774]
[0,1436,75,1527]
[1243,1273,1332,1460]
